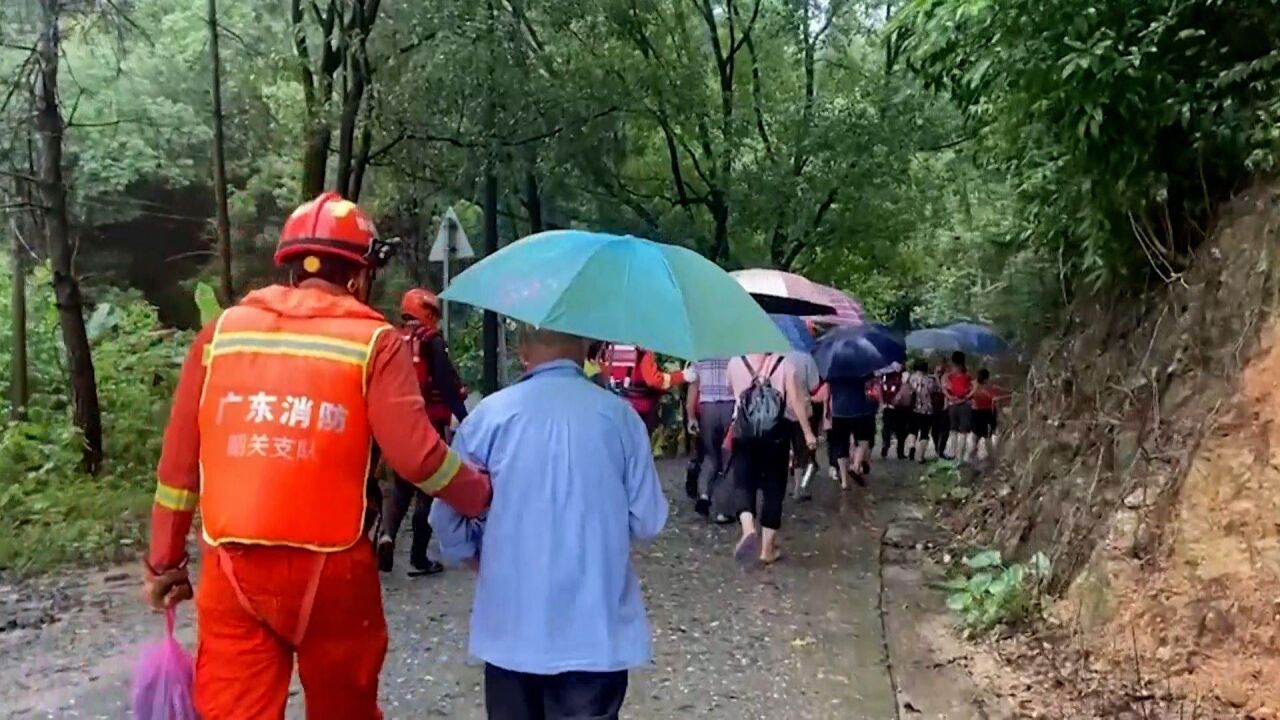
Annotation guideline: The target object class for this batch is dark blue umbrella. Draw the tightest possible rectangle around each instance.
[943,322,1011,356]
[814,325,906,380]
[769,314,815,353]
[905,328,966,353]
[870,323,906,344]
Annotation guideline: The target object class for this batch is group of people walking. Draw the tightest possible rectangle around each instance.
[140,191,1005,719]
[874,352,1003,467]
[669,342,1005,568]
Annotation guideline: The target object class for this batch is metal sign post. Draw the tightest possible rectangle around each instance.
[441,218,454,339]
[428,207,474,342]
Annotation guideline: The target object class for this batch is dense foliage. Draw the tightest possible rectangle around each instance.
[0,0,1000,321]
[0,261,188,570]
[899,0,1280,290]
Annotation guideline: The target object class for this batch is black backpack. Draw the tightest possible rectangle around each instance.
[734,356,785,440]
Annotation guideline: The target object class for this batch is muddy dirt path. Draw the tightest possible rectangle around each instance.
[0,459,995,719]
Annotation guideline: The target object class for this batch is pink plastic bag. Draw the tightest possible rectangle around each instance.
[131,607,197,720]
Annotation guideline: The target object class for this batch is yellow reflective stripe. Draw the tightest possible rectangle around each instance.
[218,331,369,353]
[209,332,369,365]
[155,482,198,512]
[419,449,463,495]
[202,344,213,366]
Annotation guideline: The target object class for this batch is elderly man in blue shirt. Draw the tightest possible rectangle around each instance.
[429,324,668,720]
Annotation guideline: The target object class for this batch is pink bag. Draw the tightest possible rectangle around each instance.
[131,607,197,720]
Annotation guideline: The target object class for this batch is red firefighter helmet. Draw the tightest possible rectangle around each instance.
[400,288,442,325]
[275,192,395,268]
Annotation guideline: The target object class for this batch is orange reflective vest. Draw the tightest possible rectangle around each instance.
[602,345,663,416]
[197,287,392,552]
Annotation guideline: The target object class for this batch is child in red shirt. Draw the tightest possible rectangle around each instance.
[971,368,1005,460]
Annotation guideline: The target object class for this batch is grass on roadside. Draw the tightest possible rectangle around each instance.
[0,474,151,573]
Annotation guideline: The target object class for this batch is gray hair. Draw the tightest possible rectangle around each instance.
[516,323,586,348]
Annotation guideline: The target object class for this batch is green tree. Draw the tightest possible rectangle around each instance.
[899,0,1280,290]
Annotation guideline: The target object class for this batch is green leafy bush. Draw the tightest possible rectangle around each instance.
[0,264,189,572]
[941,549,1052,632]
[900,0,1280,290]
[922,460,971,502]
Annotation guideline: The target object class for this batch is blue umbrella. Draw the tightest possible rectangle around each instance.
[770,314,815,353]
[439,230,791,360]
[870,323,906,343]
[905,327,966,353]
[814,326,906,380]
[942,322,1011,356]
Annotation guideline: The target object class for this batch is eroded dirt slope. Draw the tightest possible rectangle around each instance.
[955,182,1280,716]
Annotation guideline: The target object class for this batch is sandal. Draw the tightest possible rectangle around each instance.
[734,532,760,567]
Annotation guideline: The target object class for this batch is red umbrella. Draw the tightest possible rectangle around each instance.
[808,284,866,327]
[730,269,836,316]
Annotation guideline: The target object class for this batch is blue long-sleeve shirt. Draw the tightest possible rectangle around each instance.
[429,359,669,674]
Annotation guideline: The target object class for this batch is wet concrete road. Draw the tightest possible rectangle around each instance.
[0,459,926,719]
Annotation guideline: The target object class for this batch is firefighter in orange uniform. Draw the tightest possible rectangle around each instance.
[595,343,696,433]
[142,192,491,720]
[377,288,470,576]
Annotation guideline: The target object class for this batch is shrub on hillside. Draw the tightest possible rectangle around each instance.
[0,264,189,572]
[901,0,1280,290]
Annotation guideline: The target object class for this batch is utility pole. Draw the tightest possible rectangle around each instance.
[481,0,500,393]
[482,166,499,393]
[441,215,454,339]
[208,0,234,304]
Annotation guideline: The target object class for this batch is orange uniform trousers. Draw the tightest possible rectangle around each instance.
[194,540,387,719]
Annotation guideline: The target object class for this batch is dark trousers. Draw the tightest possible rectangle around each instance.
[696,401,735,504]
[913,412,934,447]
[485,663,628,720]
[933,411,951,458]
[382,478,433,567]
[732,434,790,530]
[380,419,449,566]
[881,408,909,458]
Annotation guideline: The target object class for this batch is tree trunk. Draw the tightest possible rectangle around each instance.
[710,192,729,264]
[333,78,362,195]
[348,124,372,201]
[35,0,103,472]
[333,0,381,200]
[300,127,330,199]
[523,146,543,234]
[290,0,343,200]
[207,0,234,305]
[8,218,28,422]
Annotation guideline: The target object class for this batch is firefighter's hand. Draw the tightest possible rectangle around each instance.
[682,365,699,384]
[143,564,193,611]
